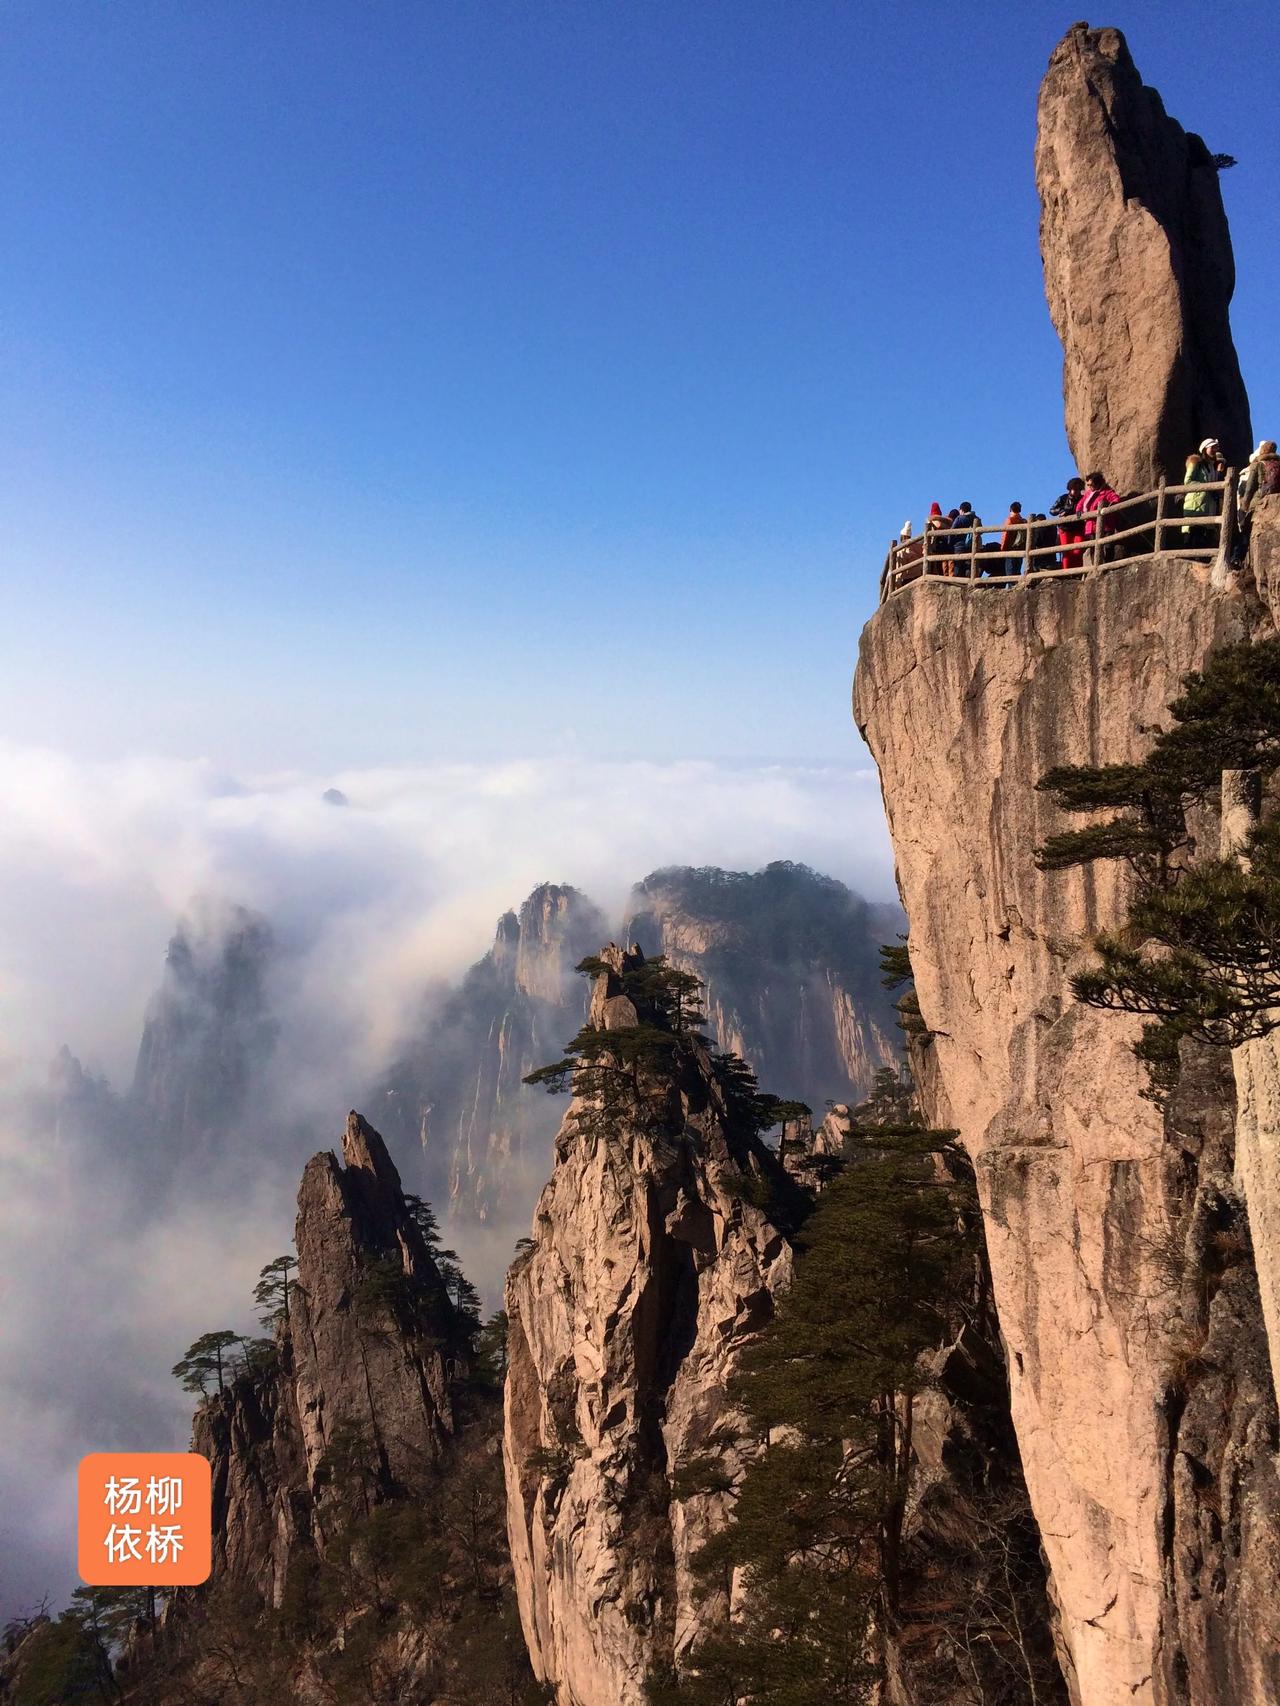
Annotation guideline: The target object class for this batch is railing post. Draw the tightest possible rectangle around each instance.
[1212,470,1237,589]
[1155,478,1165,556]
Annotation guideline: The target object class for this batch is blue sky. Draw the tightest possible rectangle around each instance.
[1,0,1276,769]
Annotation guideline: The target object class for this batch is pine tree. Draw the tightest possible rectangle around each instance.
[171,1329,241,1397]
[1036,637,1280,1097]
[661,1092,977,1704]
[252,1253,295,1331]
[473,1311,510,1387]
[524,954,724,1135]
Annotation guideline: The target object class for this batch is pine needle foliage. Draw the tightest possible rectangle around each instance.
[1035,637,1280,1099]
[524,953,791,1148]
[655,1092,977,1705]
[1034,762,1187,883]
[878,939,929,1037]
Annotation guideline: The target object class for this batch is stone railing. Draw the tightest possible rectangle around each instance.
[879,474,1237,601]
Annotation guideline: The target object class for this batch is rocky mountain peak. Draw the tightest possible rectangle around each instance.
[339,1105,403,1191]
[504,944,795,1704]
[190,1110,460,1615]
[513,882,604,1003]
[1036,21,1251,490]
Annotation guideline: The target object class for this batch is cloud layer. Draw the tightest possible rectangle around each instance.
[0,741,894,1613]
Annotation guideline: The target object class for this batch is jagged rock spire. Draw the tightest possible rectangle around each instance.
[1036,22,1251,490]
[503,950,793,1704]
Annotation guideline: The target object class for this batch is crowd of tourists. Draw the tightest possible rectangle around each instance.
[890,434,1280,590]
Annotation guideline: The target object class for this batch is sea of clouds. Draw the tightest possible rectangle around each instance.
[0,741,895,1615]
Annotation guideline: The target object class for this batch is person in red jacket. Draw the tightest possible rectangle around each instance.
[1051,477,1086,568]
[1078,471,1120,562]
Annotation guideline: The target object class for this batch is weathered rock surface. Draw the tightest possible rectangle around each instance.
[503,946,794,1706]
[1157,1044,1280,1705]
[855,545,1280,1702]
[1233,1029,1280,1423]
[1036,23,1251,491]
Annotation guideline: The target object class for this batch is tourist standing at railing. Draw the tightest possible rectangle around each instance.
[1182,439,1222,538]
[1051,477,1086,568]
[1029,512,1057,568]
[1240,441,1280,513]
[953,502,982,576]
[930,505,959,576]
[999,502,1027,574]
[922,504,950,576]
[1078,472,1120,560]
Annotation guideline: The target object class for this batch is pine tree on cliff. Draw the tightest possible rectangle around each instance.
[652,1091,981,1706]
[171,1328,242,1397]
[525,951,813,1176]
[1036,637,1280,1095]
[252,1253,294,1329]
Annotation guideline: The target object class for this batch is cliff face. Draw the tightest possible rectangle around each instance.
[1036,24,1251,489]
[503,947,794,1706]
[380,883,607,1224]
[625,862,902,1111]
[855,548,1280,1702]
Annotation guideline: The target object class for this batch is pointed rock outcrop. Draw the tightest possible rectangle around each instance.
[503,946,794,1706]
[289,1112,457,1491]
[1036,23,1251,490]
[194,1111,461,1605]
[129,905,277,1176]
[139,1113,535,1701]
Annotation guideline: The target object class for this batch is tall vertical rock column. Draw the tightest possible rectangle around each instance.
[1036,23,1251,490]
[856,568,1249,1702]
[503,947,793,1706]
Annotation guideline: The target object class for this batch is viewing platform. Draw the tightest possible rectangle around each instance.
[879,474,1239,602]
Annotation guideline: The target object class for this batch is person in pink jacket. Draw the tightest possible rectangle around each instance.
[1077,471,1120,561]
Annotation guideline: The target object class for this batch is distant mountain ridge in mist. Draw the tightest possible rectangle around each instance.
[130,906,278,1164]
[380,861,904,1225]
[50,865,903,1230]
[49,905,279,1189]
[374,882,608,1226]
[626,862,904,1114]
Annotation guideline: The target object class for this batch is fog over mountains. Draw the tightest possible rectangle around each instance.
[0,748,895,1614]
[52,863,902,1239]
[376,864,902,1228]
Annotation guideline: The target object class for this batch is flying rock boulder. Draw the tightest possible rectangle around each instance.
[1036,22,1251,491]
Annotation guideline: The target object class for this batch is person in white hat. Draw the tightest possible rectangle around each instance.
[1183,438,1225,538]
